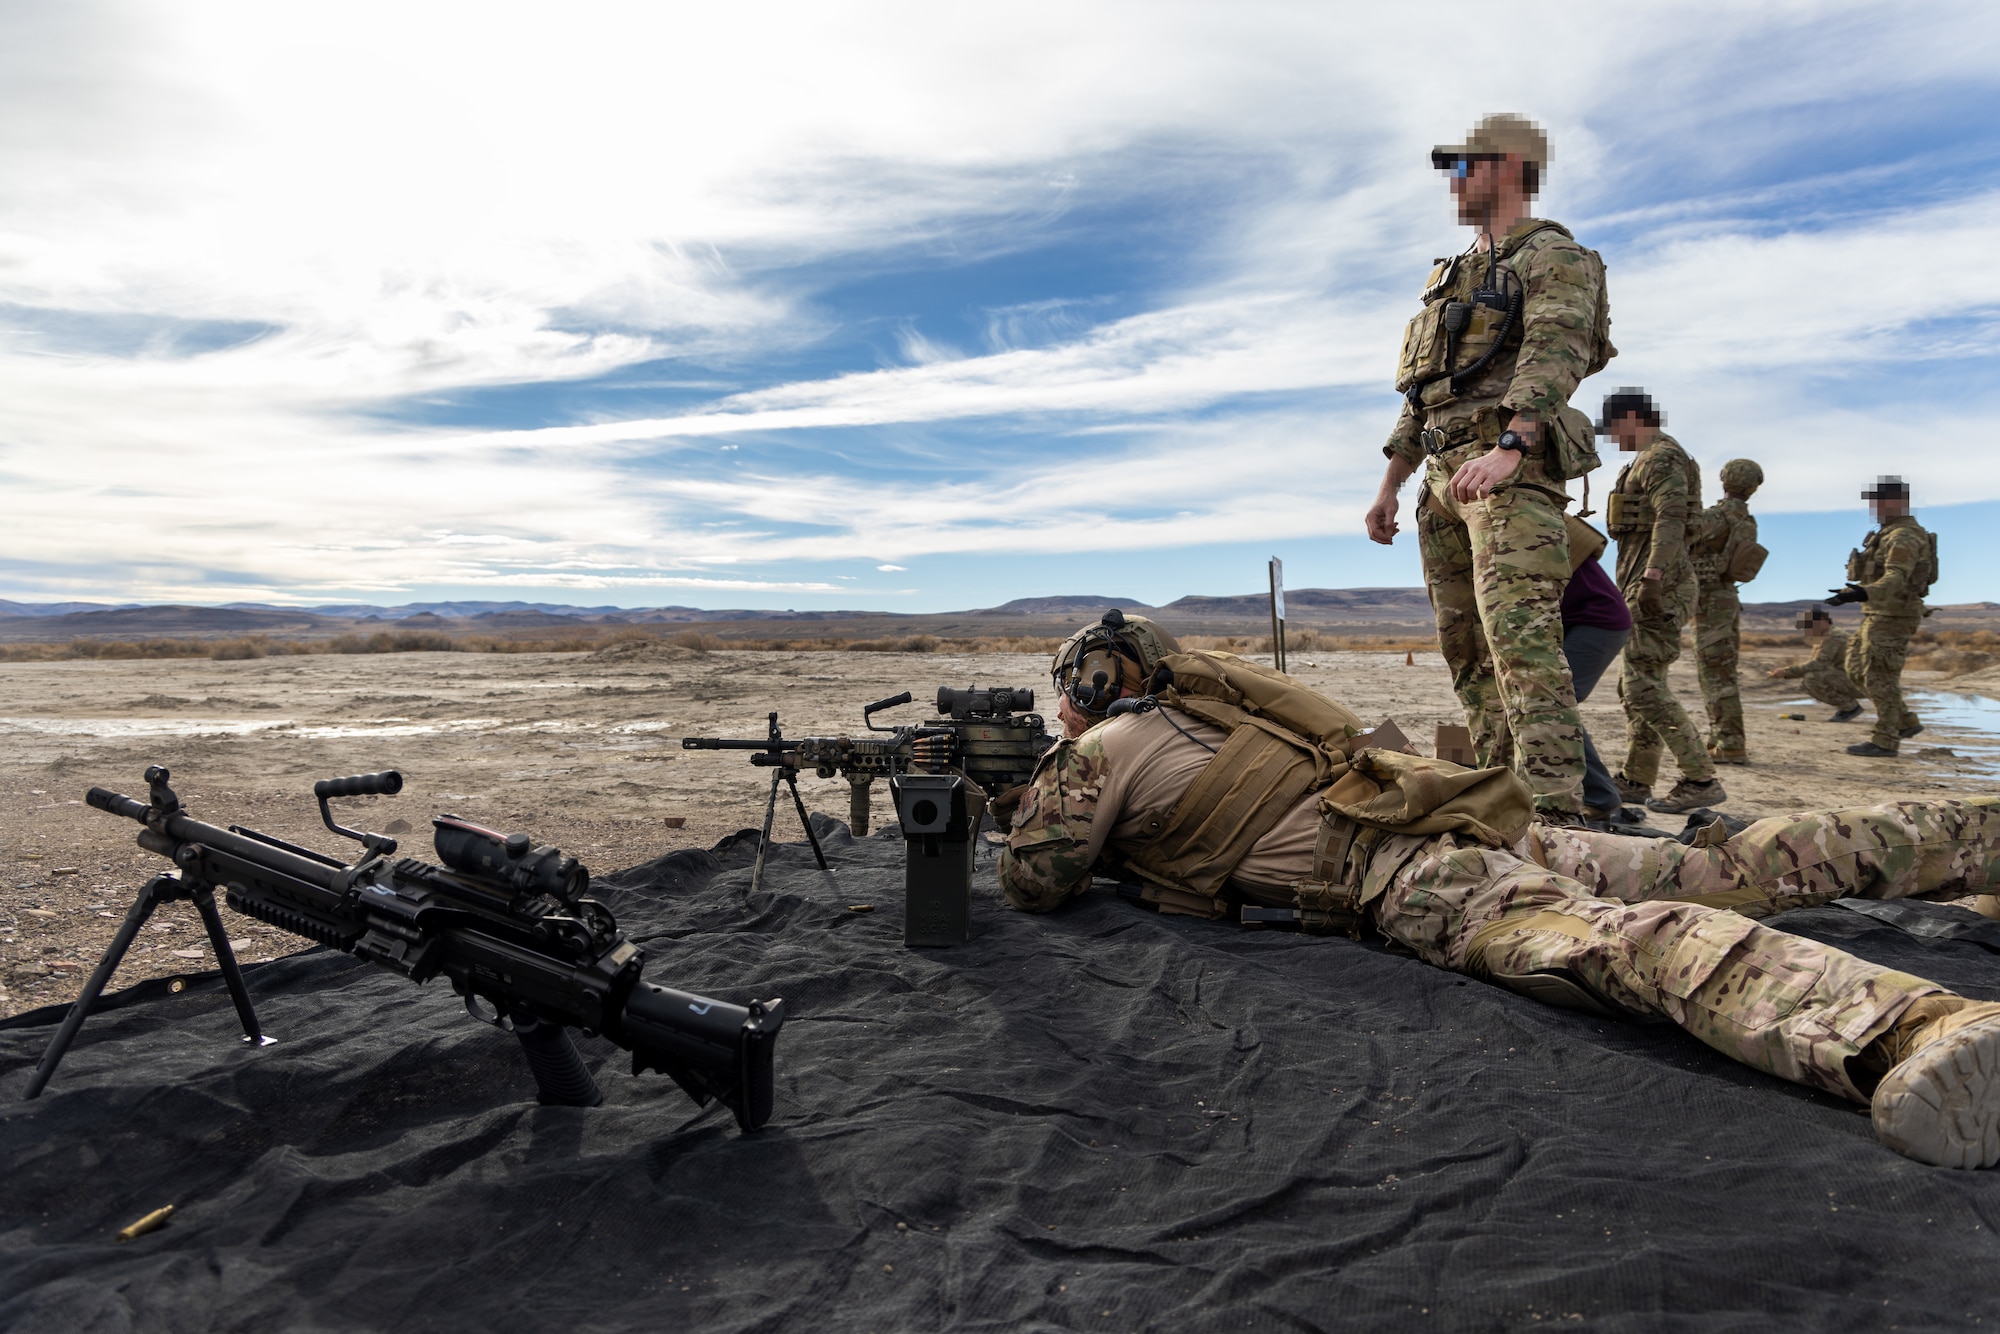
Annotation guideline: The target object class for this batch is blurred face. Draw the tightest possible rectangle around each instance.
[1805,620,1830,642]
[1448,155,1504,226]
[1869,496,1910,521]
[1609,413,1659,452]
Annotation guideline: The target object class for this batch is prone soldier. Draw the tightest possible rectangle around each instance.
[1600,389,1727,813]
[1363,113,1614,823]
[1001,614,2000,1169]
[1768,607,1862,721]
[1692,458,1767,763]
[1829,477,1939,757]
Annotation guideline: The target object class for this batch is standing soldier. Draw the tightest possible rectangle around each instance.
[1830,477,1939,757]
[1769,607,1862,721]
[1692,458,1767,763]
[1602,389,1728,814]
[1363,113,1615,823]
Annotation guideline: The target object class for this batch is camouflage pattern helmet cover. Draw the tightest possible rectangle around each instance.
[1051,609,1182,718]
[1719,458,1764,497]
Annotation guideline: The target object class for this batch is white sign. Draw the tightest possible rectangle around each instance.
[1269,557,1285,620]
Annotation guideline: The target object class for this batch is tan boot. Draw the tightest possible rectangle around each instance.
[1869,996,2000,1168]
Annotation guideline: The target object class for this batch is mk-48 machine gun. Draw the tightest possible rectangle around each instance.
[681,687,1054,943]
[24,766,785,1130]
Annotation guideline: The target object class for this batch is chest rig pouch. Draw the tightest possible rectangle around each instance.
[1396,251,1523,409]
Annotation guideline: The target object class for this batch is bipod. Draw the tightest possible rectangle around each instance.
[748,711,840,897]
[24,872,271,1100]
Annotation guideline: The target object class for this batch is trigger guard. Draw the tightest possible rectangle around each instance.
[464,993,516,1031]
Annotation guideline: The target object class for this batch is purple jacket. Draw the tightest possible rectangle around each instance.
[1562,557,1632,632]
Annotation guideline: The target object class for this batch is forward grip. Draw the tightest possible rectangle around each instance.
[312,771,404,799]
[86,788,150,821]
[514,1019,604,1107]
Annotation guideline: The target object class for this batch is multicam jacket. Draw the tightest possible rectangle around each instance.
[1608,434,1701,592]
[1384,216,1612,476]
[1775,629,1851,680]
[1850,515,1937,618]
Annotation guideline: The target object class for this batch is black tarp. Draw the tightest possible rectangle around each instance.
[4,823,2000,1332]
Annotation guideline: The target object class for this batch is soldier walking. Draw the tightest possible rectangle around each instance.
[1830,477,1939,757]
[1768,608,1862,721]
[1692,459,1766,763]
[1601,389,1727,813]
[1364,113,1614,823]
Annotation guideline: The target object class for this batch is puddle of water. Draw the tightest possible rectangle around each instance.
[0,717,284,738]
[0,716,504,741]
[1785,690,2000,774]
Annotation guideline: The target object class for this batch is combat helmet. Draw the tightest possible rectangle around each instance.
[1051,609,1180,720]
[1719,458,1763,498]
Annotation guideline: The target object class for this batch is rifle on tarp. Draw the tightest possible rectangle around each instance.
[24,765,785,1131]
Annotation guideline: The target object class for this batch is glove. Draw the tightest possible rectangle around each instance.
[1825,584,1868,606]
[1638,577,1665,618]
[988,783,1029,834]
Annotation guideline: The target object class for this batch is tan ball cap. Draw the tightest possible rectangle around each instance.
[1432,113,1550,169]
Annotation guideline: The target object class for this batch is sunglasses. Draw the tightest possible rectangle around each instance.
[1436,153,1503,178]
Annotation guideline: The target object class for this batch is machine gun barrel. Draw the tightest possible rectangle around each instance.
[681,737,803,752]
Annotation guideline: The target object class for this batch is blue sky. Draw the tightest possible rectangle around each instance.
[1,1,1997,612]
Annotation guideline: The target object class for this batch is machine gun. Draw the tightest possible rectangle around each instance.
[23,766,785,1131]
[681,687,1054,930]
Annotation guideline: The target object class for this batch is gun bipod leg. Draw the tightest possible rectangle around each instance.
[785,771,841,891]
[190,883,266,1047]
[750,767,783,895]
[24,874,174,1099]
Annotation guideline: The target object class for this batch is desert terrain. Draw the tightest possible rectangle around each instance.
[5,640,1998,1020]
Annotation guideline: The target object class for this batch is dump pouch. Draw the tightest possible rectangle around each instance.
[1726,540,1769,584]
[1846,547,1867,583]
[1318,748,1536,848]
[1564,513,1608,573]
[1545,404,1603,485]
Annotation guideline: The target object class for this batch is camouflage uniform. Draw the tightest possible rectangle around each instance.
[1607,434,1714,786]
[1775,628,1860,711]
[1387,217,1610,816]
[1692,494,1758,755]
[1846,514,1937,752]
[999,718,1991,1104]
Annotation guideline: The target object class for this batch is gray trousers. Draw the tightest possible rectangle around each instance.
[1564,624,1631,814]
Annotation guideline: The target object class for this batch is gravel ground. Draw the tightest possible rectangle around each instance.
[5,641,1995,1020]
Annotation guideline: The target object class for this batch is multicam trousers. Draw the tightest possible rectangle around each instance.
[1695,579,1745,753]
[1369,798,2000,1101]
[1418,476,1585,816]
[1797,664,1862,712]
[1848,613,1924,752]
[1618,576,1716,786]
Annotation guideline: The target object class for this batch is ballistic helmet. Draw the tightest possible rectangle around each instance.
[1719,458,1764,498]
[1051,609,1180,721]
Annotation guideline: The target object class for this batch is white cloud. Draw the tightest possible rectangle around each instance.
[0,1,1996,604]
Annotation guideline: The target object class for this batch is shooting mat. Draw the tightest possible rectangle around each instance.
[4,822,2000,1331]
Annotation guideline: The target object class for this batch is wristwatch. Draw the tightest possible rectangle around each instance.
[1495,430,1528,453]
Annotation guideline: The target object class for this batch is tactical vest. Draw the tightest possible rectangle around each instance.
[1846,520,1939,605]
[1604,440,1701,541]
[1393,221,1612,484]
[1106,651,1536,932]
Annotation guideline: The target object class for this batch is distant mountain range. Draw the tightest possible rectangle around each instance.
[3,590,1998,644]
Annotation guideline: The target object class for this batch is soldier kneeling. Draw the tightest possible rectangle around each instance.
[1769,607,1863,723]
[1000,611,2000,1168]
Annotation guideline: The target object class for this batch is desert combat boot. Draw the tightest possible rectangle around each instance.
[1867,995,2000,1168]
